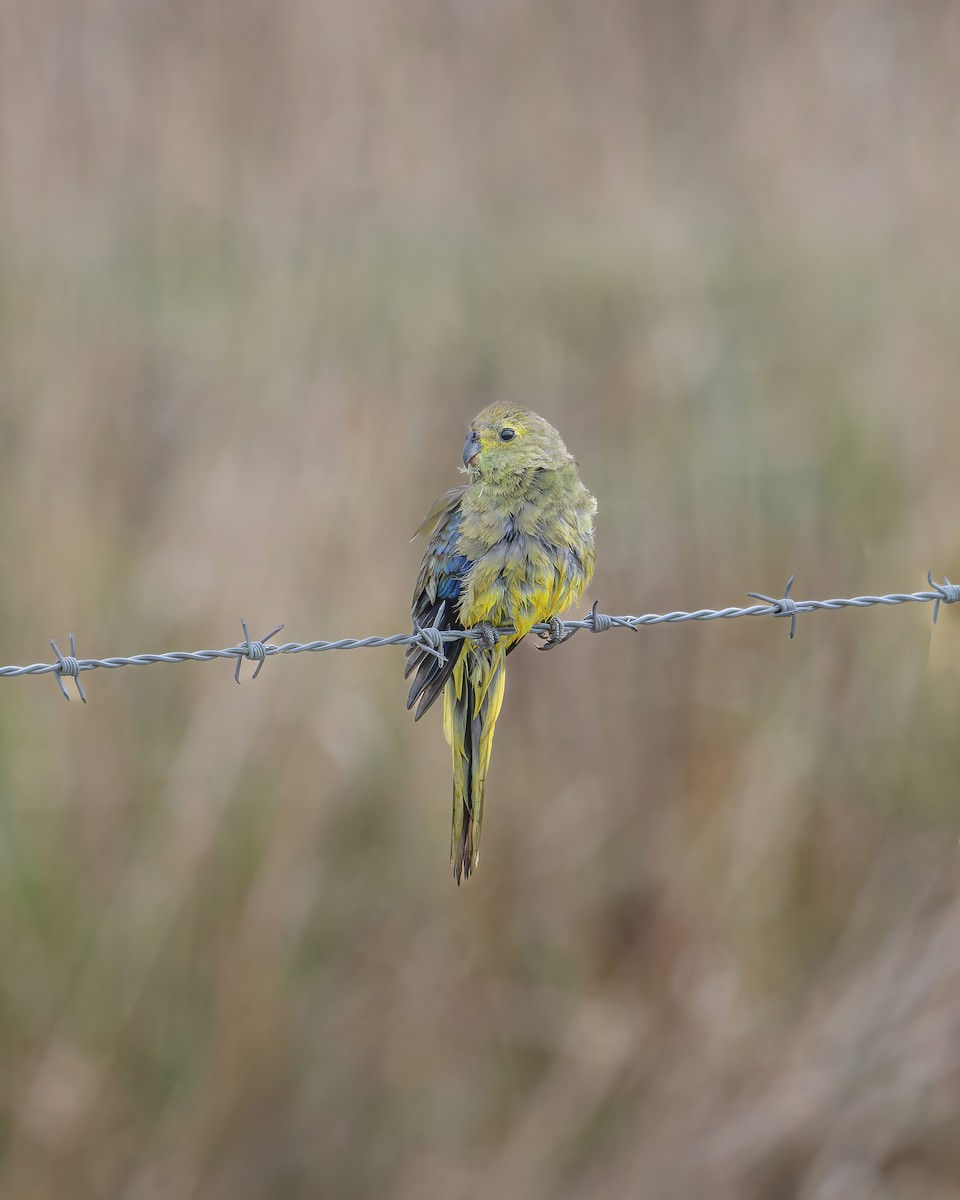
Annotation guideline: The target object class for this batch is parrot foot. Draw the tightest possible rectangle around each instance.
[474,622,500,649]
[537,616,569,651]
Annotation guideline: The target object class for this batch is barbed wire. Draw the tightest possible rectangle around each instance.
[2,574,957,703]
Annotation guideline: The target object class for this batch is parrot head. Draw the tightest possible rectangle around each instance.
[462,404,574,481]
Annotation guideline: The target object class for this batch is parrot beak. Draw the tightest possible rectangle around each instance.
[462,429,481,468]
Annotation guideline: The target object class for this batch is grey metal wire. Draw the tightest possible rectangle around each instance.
[3,573,958,701]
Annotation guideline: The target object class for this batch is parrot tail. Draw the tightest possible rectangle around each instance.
[444,644,507,883]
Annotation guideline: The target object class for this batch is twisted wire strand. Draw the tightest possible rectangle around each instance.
[1,574,956,699]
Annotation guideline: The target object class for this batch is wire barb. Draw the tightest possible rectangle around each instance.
[49,633,87,703]
[928,572,960,626]
[747,575,799,639]
[234,620,285,683]
[412,622,447,665]
[587,599,614,634]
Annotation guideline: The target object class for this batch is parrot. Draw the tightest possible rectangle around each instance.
[405,404,597,883]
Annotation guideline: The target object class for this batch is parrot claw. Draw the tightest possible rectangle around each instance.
[537,616,569,651]
[474,622,500,649]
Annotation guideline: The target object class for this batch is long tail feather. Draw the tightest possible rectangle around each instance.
[444,645,507,883]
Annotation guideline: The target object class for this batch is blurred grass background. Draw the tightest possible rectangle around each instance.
[2,1,960,1197]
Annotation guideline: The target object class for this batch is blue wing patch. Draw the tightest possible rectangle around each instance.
[437,556,469,600]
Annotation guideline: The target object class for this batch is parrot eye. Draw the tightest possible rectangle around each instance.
[500,428,516,441]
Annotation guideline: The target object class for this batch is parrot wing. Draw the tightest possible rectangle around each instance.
[405,487,472,720]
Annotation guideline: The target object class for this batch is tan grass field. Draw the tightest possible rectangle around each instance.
[1,3,960,1197]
